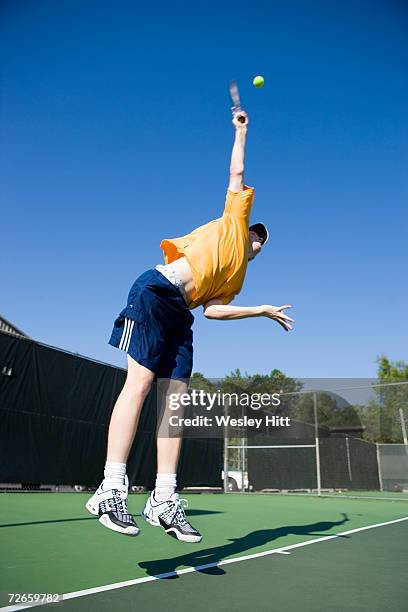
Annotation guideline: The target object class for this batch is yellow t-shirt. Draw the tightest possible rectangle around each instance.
[160,186,255,309]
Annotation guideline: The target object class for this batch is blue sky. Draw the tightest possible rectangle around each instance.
[1,0,407,378]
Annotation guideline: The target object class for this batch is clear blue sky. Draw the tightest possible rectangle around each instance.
[1,0,407,378]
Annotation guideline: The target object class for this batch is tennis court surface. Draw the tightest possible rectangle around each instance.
[1,492,407,611]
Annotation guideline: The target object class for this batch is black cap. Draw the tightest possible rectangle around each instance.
[249,223,269,245]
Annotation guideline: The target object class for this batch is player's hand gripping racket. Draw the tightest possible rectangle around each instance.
[229,80,247,124]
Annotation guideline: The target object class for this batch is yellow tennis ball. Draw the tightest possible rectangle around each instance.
[253,75,265,88]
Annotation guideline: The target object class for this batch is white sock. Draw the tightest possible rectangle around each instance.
[154,473,177,501]
[103,461,126,489]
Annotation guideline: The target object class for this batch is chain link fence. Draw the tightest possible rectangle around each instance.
[223,381,408,494]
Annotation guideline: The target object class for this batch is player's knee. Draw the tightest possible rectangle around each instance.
[123,364,153,397]
[125,356,154,398]
[126,378,152,400]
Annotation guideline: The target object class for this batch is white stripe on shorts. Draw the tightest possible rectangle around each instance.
[119,317,135,353]
[124,320,134,352]
[119,318,130,350]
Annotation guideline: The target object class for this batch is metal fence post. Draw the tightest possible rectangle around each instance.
[345,436,353,484]
[241,437,245,494]
[313,392,322,495]
[399,408,408,447]
[376,443,383,492]
[223,398,229,493]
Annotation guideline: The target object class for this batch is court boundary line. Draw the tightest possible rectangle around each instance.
[227,491,408,502]
[2,516,408,611]
[311,494,408,502]
[271,492,408,502]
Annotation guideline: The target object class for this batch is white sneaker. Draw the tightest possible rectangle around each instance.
[142,492,202,543]
[85,475,139,537]
[86,474,129,515]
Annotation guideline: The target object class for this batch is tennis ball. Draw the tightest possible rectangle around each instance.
[253,75,265,88]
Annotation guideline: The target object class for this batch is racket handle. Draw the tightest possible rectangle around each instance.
[231,106,247,124]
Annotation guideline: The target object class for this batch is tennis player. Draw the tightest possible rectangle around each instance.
[86,110,294,542]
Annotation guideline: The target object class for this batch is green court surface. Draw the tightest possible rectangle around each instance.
[1,492,407,611]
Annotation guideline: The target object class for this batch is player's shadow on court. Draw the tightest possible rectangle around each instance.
[139,513,349,578]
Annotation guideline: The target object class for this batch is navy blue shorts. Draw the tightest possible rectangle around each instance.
[109,269,195,380]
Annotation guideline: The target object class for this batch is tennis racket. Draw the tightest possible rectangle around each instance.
[229,80,246,123]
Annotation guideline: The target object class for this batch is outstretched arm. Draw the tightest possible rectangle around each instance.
[228,111,248,193]
[203,299,294,332]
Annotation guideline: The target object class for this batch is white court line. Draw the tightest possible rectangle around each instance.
[229,491,408,503]
[318,494,408,502]
[2,516,408,611]
[275,551,291,554]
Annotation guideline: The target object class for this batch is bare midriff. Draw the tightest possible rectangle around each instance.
[157,257,196,308]
[156,257,195,306]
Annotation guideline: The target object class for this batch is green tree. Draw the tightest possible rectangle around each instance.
[377,356,408,381]
[221,368,301,396]
[375,356,408,442]
[354,356,408,443]
[189,372,217,393]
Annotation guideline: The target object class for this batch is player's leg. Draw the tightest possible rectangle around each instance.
[106,355,154,463]
[142,332,202,543]
[86,355,155,536]
[155,377,187,497]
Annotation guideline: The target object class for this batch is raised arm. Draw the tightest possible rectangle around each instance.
[228,111,248,193]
